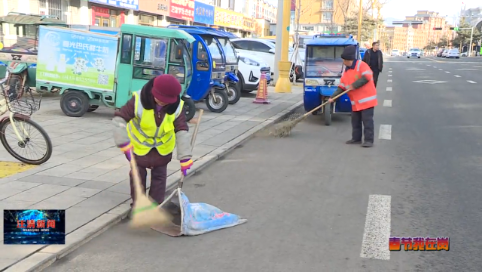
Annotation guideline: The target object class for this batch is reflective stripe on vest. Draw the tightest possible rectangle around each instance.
[127,90,184,156]
[350,95,377,105]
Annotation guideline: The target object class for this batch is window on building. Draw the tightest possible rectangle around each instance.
[323,0,334,9]
[322,12,332,23]
[39,0,67,22]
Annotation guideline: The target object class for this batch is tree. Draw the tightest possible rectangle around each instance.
[436,37,449,48]
[342,15,383,41]
[450,21,482,49]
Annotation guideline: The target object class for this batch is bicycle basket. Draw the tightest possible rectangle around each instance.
[0,85,42,116]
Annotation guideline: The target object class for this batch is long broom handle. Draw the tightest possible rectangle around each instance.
[129,153,144,199]
[178,109,204,188]
[302,88,351,118]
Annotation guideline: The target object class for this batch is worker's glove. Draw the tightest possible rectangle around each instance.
[180,158,193,176]
[118,142,133,161]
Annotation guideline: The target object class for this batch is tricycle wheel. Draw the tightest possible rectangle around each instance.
[60,91,90,117]
[182,96,196,122]
[87,105,99,112]
[227,83,241,105]
[205,88,228,113]
[324,103,332,126]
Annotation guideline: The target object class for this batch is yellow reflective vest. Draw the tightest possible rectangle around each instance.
[126,90,184,156]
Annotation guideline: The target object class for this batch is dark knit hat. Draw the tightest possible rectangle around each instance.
[341,45,357,60]
[151,74,182,104]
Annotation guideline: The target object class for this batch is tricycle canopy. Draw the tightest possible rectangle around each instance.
[166,25,238,101]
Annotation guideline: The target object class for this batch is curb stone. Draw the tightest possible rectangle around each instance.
[5,100,303,272]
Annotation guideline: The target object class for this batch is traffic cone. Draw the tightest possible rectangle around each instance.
[253,72,270,104]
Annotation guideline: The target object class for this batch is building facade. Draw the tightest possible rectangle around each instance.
[387,10,450,52]
[294,0,351,34]
[0,0,256,36]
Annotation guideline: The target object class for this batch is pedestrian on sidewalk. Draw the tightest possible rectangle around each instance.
[328,45,377,147]
[362,41,384,87]
[111,74,193,209]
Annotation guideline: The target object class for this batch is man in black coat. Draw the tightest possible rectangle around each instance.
[362,41,384,87]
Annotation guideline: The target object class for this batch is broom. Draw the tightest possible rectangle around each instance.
[178,109,203,189]
[129,150,173,229]
[270,88,351,137]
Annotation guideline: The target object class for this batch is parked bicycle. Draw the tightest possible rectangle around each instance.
[0,84,52,165]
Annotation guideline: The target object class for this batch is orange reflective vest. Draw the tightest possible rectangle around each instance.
[338,60,378,111]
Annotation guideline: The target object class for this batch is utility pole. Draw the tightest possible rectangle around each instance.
[295,0,301,46]
[274,0,292,93]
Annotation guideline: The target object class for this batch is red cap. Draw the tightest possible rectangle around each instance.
[151,74,182,104]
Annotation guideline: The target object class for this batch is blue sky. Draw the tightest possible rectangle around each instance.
[383,0,480,25]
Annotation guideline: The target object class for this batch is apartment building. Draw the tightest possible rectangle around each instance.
[385,10,450,52]
[295,0,352,34]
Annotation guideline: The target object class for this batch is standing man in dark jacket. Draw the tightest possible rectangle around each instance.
[362,41,384,87]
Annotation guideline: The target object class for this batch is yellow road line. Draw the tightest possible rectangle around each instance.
[0,161,37,178]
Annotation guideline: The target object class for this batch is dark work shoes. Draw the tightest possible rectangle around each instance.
[346,139,362,144]
[362,142,374,148]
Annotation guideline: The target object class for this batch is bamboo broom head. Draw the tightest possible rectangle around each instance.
[129,195,173,229]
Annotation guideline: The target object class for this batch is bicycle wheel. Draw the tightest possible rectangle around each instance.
[0,116,52,165]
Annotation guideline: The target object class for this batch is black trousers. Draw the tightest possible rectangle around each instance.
[351,107,375,143]
[372,70,380,87]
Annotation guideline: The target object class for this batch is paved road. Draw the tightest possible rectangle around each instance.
[46,57,482,271]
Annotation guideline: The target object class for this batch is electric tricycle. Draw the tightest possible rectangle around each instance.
[0,12,67,99]
[167,25,240,113]
[35,24,195,118]
[303,34,359,126]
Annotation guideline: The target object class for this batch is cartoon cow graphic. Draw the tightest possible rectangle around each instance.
[91,58,106,72]
[72,57,89,75]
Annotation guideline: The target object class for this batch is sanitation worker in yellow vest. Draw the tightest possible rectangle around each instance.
[112,74,193,213]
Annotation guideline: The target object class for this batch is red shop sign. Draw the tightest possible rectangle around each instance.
[169,0,194,21]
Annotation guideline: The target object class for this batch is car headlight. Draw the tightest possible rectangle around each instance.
[239,57,260,66]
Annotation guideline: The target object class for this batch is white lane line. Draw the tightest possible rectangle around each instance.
[387,79,392,82]
[439,69,443,70]
[457,68,477,70]
[426,65,431,66]
[467,80,477,84]
[445,71,450,73]
[360,194,391,260]
[386,87,392,92]
[388,74,392,76]
[383,100,392,107]
[379,125,392,140]
[455,75,461,77]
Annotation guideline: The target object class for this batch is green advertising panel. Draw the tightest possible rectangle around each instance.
[36,26,118,92]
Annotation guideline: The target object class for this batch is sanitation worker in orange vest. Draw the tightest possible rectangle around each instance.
[328,45,377,148]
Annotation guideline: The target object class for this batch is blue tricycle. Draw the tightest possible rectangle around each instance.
[303,33,360,126]
[167,25,240,115]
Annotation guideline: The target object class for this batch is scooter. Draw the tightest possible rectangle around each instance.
[224,71,241,105]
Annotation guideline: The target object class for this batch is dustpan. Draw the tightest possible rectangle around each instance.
[129,152,173,229]
[152,110,247,236]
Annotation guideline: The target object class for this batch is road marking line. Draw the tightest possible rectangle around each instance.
[388,74,392,76]
[439,69,443,70]
[386,87,392,92]
[383,100,392,107]
[455,75,461,77]
[457,68,477,70]
[445,71,450,73]
[387,79,392,82]
[360,194,391,260]
[467,80,477,83]
[379,125,392,140]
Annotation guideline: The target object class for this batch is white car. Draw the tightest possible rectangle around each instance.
[231,38,304,82]
[236,52,271,93]
[446,49,460,59]
[407,48,421,58]
[391,49,400,56]
[441,49,449,57]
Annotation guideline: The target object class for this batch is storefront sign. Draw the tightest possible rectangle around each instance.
[88,0,139,10]
[193,1,214,25]
[139,0,169,16]
[169,0,194,21]
[214,7,244,29]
